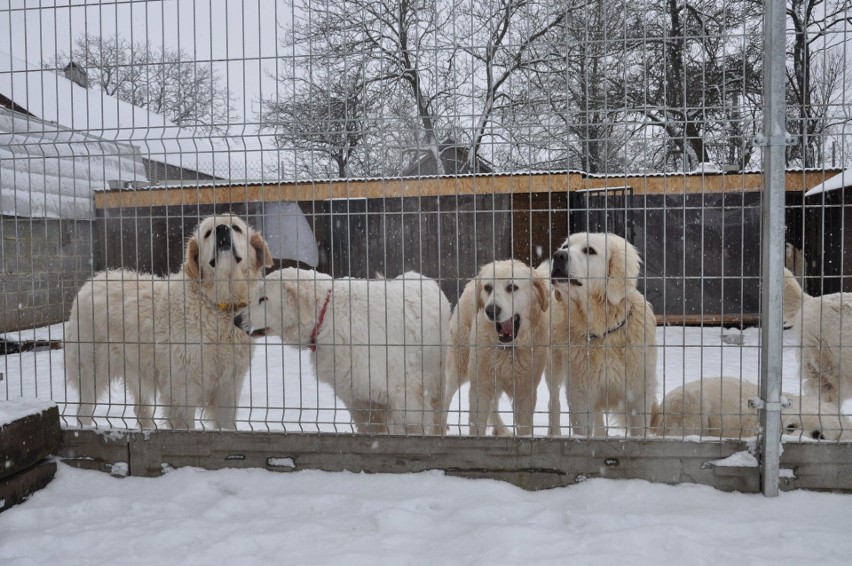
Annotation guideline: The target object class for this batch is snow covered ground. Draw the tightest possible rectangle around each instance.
[1,463,852,565]
[2,324,849,434]
[2,325,852,565]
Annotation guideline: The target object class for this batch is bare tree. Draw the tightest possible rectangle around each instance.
[786,0,852,167]
[278,0,455,176]
[48,33,234,134]
[624,0,763,171]
[456,0,568,171]
[260,65,372,178]
[503,0,632,173]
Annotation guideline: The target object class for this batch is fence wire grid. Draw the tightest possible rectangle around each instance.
[2,1,852,476]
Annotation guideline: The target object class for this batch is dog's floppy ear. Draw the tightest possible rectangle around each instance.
[532,276,549,314]
[475,278,484,311]
[184,236,201,280]
[605,237,640,305]
[250,232,275,270]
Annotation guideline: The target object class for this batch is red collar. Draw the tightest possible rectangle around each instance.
[308,290,332,352]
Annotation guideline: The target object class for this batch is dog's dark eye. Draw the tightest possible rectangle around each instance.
[506,284,518,293]
[259,297,268,304]
[483,284,493,294]
[786,423,799,433]
[232,224,243,234]
[583,246,597,256]
[204,229,213,239]
[811,430,826,440]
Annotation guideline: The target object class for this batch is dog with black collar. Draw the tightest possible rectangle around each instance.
[548,232,659,437]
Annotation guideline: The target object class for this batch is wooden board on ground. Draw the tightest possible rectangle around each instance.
[0,402,61,481]
[0,460,57,512]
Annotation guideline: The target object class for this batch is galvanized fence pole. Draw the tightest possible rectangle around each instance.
[758,0,789,497]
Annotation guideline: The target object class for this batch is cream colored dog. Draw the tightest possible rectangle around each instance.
[445,260,550,436]
[784,268,852,405]
[236,269,450,435]
[549,232,658,437]
[65,214,273,429]
[651,377,851,440]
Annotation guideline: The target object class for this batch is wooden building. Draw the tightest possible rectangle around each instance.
[93,168,844,324]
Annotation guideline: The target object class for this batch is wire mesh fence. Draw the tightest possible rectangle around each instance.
[2,1,852,468]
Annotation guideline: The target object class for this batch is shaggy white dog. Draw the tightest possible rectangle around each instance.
[652,377,851,440]
[784,268,852,405]
[237,269,450,434]
[444,260,551,436]
[65,214,273,429]
[549,232,658,437]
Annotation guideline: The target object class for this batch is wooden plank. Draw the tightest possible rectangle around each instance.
[0,460,57,513]
[0,404,61,481]
[61,429,763,492]
[93,169,843,210]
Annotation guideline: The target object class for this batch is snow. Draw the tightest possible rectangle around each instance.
[0,107,147,219]
[0,398,56,427]
[804,167,852,197]
[0,49,250,181]
[705,450,759,468]
[2,325,851,434]
[0,464,851,565]
[2,325,852,564]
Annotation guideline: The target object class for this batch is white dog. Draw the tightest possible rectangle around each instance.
[652,377,851,440]
[64,214,273,429]
[237,269,450,435]
[445,260,550,436]
[549,232,658,437]
[784,268,852,405]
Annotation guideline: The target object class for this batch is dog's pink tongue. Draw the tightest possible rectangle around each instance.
[500,319,513,336]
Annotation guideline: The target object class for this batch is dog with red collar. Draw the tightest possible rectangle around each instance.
[236,268,451,435]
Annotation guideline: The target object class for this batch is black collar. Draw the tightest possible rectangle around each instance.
[588,309,631,341]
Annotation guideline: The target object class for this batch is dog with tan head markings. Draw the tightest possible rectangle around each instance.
[65,214,273,430]
[549,232,658,437]
[444,259,551,436]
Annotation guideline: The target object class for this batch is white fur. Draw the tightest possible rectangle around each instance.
[64,214,273,429]
[444,260,551,436]
[238,268,450,434]
[785,268,852,405]
[652,377,852,440]
[549,232,658,437]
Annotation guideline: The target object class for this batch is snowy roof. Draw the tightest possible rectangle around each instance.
[803,167,852,197]
[1,107,148,219]
[0,50,237,179]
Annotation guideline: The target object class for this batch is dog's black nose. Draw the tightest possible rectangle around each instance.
[215,224,232,250]
[234,313,244,329]
[484,303,501,321]
[551,249,570,279]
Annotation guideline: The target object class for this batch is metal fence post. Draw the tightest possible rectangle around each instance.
[758,0,789,498]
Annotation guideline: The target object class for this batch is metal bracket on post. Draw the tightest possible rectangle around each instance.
[748,396,792,410]
[753,133,796,147]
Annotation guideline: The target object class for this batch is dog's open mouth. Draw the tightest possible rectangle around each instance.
[495,314,521,343]
[249,328,268,338]
[569,278,582,286]
[210,248,243,268]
